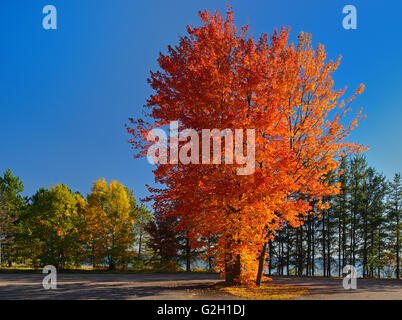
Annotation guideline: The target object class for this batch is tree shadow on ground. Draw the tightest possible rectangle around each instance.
[270,276,402,298]
[0,274,233,300]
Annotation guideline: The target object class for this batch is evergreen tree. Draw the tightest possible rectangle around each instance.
[386,173,401,278]
[0,169,26,266]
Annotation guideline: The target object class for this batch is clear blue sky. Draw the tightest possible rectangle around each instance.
[0,0,401,202]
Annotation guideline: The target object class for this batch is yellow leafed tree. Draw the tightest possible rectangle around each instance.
[85,179,137,270]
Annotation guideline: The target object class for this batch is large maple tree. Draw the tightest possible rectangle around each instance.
[127,7,366,284]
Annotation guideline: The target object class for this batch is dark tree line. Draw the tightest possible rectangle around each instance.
[266,156,401,279]
[145,209,205,272]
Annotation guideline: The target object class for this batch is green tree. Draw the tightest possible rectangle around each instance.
[124,188,153,264]
[387,173,401,279]
[333,157,350,276]
[348,155,367,267]
[19,185,85,268]
[0,169,25,266]
[361,168,387,277]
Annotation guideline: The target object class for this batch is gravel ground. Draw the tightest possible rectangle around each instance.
[0,273,400,300]
[0,273,234,300]
[271,276,402,300]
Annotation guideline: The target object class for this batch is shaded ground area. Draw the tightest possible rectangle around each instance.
[0,273,400,299]
[0,273,237,300]
[271,276,402,300]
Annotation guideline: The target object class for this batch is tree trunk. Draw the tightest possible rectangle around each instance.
[338,218,342,277]
[92,243,96,269]
[295,228,299,276]
[322,216,326,277]
[256,242,267,286]
[299,225,303,276]
[268,240,273,276]
[138,230,143,259]
[279,238,283,275]
[362,219,368,278]
[286,229,290,276]
[185,236,191,272]
[307,217,311,276]
[225,253,241,283]
[312,223,315,276]
[396,212,400,279]
[377,231,381,278]
[327,212,331,277]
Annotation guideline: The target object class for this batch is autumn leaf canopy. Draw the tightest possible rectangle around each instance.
[127,7,366,283]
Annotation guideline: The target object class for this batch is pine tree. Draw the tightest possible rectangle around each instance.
[387,173,401,279]
[0,169,25,266]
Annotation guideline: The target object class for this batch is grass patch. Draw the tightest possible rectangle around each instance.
[216,282,309,300]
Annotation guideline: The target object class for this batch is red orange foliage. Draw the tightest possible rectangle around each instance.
[127,7,367,284]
